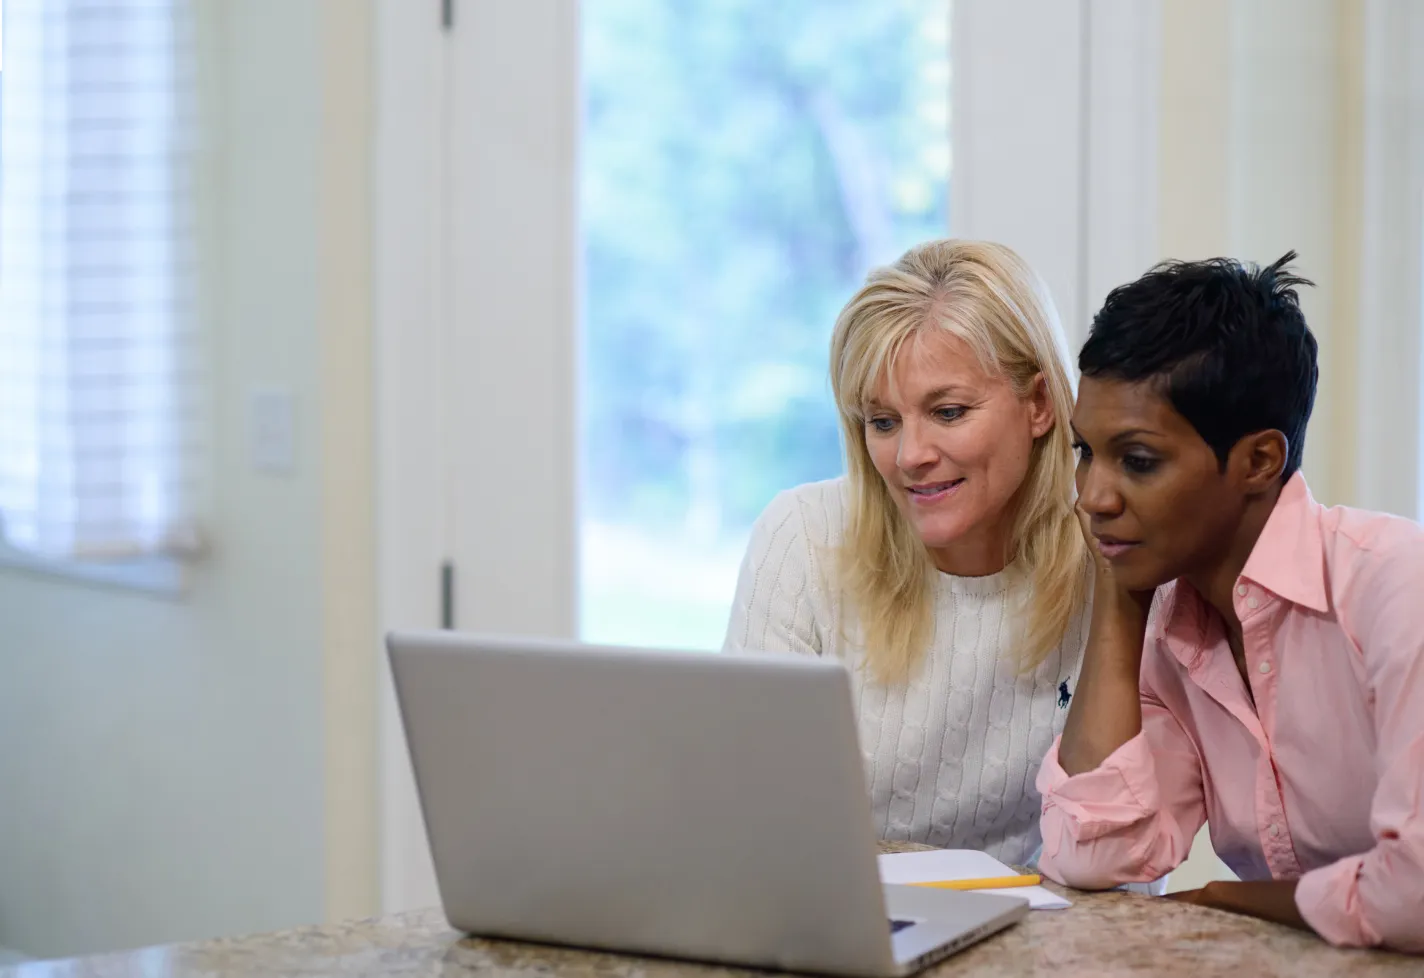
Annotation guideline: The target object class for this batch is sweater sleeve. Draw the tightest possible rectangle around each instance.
[723,488,828,657]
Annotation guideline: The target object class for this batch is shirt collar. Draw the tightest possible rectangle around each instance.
[1149,472,1328,656]
[1239,472,1328,613]
[1151,581,1208,661]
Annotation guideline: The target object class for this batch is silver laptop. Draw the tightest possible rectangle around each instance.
[387,631,1028,977]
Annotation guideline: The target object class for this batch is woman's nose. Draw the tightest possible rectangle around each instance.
[1077,461,1123,517]
[896,419,938,472]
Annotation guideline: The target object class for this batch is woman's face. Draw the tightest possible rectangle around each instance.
[1071,375,1245,592]
[864,330,1052,576]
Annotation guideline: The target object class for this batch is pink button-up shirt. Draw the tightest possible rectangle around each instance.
[1035,474,1424,952]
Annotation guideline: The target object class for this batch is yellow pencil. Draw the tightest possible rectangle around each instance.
[906,874,1041,891]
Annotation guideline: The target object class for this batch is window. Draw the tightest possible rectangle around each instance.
[579,0,952,650]
[0,0,201,586]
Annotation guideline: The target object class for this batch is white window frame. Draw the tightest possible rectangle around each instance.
[371,0,1162,913]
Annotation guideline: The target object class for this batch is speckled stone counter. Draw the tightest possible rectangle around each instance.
[3,843,1417,978]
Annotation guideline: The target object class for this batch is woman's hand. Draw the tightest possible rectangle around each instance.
[1056,504,1158,776]
[1166,881,1310,933]
[1076,502,1155,619]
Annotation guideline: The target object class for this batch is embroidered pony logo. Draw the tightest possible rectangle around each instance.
[1057,680,1072,709]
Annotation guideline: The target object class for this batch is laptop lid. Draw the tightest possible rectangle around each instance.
[387,631,900,977]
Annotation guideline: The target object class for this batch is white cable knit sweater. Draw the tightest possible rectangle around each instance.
[723,478,1089,866]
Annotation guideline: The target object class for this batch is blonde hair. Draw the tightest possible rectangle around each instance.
[828,239,1086,684]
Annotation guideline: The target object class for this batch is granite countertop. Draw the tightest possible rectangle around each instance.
[2,843,1417,978]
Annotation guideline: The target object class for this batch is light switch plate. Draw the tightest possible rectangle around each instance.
[249,390,297,475]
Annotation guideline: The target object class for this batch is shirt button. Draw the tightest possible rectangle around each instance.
[1269,823,1281,838]
[1259,661,1271,674]
[1236,584,1248,597]
[1247,597,1260,610]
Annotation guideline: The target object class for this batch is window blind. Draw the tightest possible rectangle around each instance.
[0,0,202,561]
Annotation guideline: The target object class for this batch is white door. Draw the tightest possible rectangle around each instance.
[374,0,1158,913]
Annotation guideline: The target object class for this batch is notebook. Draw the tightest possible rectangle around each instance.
[878,850,1072,911]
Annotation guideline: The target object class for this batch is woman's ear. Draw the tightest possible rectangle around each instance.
[1027,373,1054,439]
[1230,429,1288,493]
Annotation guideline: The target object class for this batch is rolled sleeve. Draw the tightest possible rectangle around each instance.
[1294,730,1424,952]
[1037,692,1205,889]
[1293,544,1424,953]
[1296,855,1378,948]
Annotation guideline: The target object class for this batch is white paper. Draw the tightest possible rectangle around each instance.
[877,850,1072,911]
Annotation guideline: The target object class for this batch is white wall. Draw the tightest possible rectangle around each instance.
[316,0,378,927]
[1159,0,1346,504]
[1155,0,1424,522]
[0,0,377,957]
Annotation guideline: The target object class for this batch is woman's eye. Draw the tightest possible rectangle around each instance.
[935,406,966,422]
[1123,454,1159,475]
[868,417,897,433]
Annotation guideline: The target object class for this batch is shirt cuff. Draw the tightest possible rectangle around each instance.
[1036,732,1162,843]
[1296,855,1381,948]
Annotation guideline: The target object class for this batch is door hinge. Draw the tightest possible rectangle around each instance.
[440,560,455,629]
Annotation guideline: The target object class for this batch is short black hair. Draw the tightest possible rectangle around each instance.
[1079,251,1318,479]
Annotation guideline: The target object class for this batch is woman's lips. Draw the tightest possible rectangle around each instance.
[1094,536,1140,559]
[906,479,964,504]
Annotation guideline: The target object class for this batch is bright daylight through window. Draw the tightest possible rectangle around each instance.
[580,0,953,650]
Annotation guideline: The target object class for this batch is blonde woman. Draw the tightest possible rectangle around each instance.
[724,239,1090,865]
